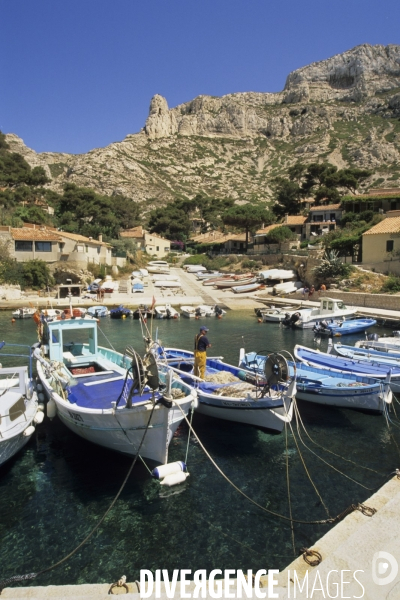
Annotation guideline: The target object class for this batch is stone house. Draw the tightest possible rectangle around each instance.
[0,224,114,267]
[303,204,342,239]
[120,226,171,258]
[362,215,400,274]
[342,188,400,214]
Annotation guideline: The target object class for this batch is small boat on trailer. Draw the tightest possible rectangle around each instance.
[34,318,196,464]
[154,347,296,432]
[239,349,392,413]
[0,342,41,467]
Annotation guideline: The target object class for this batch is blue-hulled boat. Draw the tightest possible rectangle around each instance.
[334,344,400,366]
[110,305,132,319]
[239,350,392,413]
[154,346,296,433]
[34,318,196,464]
[294,344,400,392]
[313,318,376,337]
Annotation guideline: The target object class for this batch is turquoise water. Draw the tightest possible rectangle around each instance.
[0,310,399,586]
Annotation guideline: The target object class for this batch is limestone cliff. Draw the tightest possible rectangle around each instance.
[6,44,400,206]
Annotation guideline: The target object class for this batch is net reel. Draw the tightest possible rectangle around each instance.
[123,346,160,407]
[264,353,290,388]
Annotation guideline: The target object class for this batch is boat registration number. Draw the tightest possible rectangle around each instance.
[68,410,84,423]
[222,401,249,407]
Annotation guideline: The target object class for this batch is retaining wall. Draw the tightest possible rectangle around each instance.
[292,290,400,311]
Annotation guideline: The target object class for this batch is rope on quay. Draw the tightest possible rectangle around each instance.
[0,403,157,595]
[170,399,378,527]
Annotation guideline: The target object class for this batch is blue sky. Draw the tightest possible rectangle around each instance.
[1,0,399,154]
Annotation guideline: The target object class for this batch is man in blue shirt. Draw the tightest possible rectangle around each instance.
[194,326,211,379]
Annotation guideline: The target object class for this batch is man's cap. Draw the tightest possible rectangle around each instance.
[200,326,209,332]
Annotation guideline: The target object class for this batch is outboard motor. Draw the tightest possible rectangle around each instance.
[195,307,202,317]
[215,305,223,317]
[313,321,321,334]
[166,308,171,319]
[282,312,292,326]
[290,312,301,325]
[367,333,379,341]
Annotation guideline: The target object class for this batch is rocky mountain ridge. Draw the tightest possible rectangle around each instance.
[6,43,400,207]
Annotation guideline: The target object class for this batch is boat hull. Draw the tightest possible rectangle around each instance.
[295,386,385,412]
[0,432,32,467]
[36,361,193,464]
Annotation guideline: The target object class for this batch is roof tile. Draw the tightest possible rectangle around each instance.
[363,216,400,235]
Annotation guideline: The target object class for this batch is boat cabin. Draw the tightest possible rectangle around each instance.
[316,298,348,315]
[43,319,129,376]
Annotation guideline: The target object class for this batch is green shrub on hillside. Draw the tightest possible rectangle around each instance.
[381,275,400,294]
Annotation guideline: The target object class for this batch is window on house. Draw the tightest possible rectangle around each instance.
[156,246,159,251]
[164,247,169,252]
[35,242,52,252]
[387,240,394,252]
[313,215,323,222]
[330,214,336,221]
[15,241,33,252]
[391,201,397,211]
[85,245,89,253]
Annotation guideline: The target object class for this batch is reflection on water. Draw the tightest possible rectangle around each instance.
[0,310,399,586]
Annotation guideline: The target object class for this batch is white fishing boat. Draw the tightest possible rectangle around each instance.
[153,280,181,288]
[87,306,109,318]
[185,265,207,273]
[12,307,36,319]
[195,305,226,317]
[232,283,262,294]
[180,306,198,318]
[100,277,119,293]
[273,281,303,295]
[34,317,196,464]
[261,307,305,323]
[155,347,295,432]
[151,274,181,282]
[154,304,180,319]
[294,298,357,328]
[356,332,400,353]
[195,271,224,280]
[259,269,297,281]
[214,277,257,289]
[0,342,41,467]
[147,261,170,275]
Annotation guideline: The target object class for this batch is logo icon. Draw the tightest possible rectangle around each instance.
[372,551,398,586]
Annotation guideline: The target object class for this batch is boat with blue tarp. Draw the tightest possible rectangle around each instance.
[110,305,132,319]
[294,344,400,392]
[34,317,196,463]
[239,349,392,412]
[153,346,296,432]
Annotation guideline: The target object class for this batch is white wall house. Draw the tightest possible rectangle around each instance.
[120,226,171,258]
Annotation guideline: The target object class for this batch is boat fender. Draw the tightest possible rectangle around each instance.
[34,411,45,424]
[23,425,35,437]
[38,392,45,402]
[37,403,45,412]
[191,391,199,410]
[160,471,190,487]
[47,398,57,419]
[158,396,173,408]
[152,461,187,480]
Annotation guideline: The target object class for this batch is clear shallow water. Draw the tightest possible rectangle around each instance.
[0,310,399,586]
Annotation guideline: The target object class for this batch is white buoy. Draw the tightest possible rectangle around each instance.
[37,403,45,412]
[160,472,190,487]
[23,425,35,437]
[152,461,187,480]
[38,392,45,402]
[46,398,57,419]
[34,411,45,424]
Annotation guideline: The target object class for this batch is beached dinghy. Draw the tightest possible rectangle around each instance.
[294,344,400,391]
[154,347,296,432]
[239,350,392,413]
[0,342,40,466]
[232,282,262,294]
[34,318,196,463]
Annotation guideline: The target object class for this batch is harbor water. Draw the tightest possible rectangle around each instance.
[0,310,399,587]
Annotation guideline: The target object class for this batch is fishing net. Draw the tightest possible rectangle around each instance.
[205,372,240,383]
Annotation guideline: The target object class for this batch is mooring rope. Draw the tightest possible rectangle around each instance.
[293,406,377,491]
[0,403,157,594]
[285,423,296,556]
[170,399,378,526]
[293,401,386,477]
